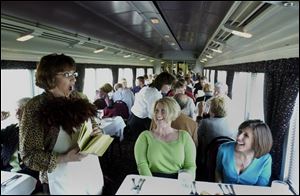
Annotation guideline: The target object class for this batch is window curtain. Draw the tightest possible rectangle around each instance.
[132,68,137,87]
[214,70,218,84]
[111,67,119,85]
[263,59,299,180]
[75,66,85,92]
[226,71,234,99]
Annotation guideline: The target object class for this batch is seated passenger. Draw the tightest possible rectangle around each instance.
[198,96,236,161]
[112,83,135,115]
[172,93,198,147]
[131,76,146,94]
[134,97,196,179]
[215,120,273,186]
[1,97,39,180]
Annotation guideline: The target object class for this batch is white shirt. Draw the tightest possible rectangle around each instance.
[131,86,162,119]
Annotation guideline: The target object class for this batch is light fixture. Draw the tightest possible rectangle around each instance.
[206,54,213,59]
[170,42,176,46]
[212,39,226,46]
[209,46,223,53]
[150,17,160,24]
[202,58,208,62]
[16,30,41,42]
[223,24,252,38]
[123,54,131,58]
[139,57,146,61]
[93,48,104,53]
[164,34,170,38]
[150,59,154,62]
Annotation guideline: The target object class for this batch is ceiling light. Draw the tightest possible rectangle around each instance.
[150,17,160,24]
[93,48,104,53]
[164,34,170,38]
[223,24,252,38]
[150,59,154,62]
[206,54,213,59]
[170,43,176,46]
[123,54,131,58]
[202,58,208,62]
[140,58,146,61]
[16,30,41,42]
[161,61,165,64]
[209,46,223,53]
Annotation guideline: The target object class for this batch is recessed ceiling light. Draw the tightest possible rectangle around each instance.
[140,58,146,61]
[123,54,131,58]
[164,34,170,38]
[223,24,252,38]
[93,48,104,53]
[150,17,160,24]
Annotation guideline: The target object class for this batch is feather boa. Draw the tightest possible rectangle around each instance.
[38,96,97,135]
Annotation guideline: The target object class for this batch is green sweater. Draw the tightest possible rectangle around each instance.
[134,130,196,178]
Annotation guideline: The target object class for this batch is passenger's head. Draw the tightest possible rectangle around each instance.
[203,83,214,94]
[150,72,176,94]
[152,97,180,125]
[173,93,188,110]
[114,83,123,91]
[99,83,113,98]
[214,82,228,97]
[209,96,227,117]
[236,120,273,158]
[173,80,186,94]
[36,53,77,97]
[136,76,145,87]
[121,78,128,88]
[16,97,31,121]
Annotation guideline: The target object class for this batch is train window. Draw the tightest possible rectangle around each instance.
[136,68,145,77]
[231,72,265,130]
[1,69,33,127]
[217,71,227,84]
[118,68,133,88]
[83,68,113,102]
[204,69,208,78]
[147,68,153,76]
[283,94,299,194]
[210,70,215,83]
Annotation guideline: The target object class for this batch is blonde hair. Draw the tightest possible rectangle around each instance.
[203,83,214,93]
[152,97,181,123]
[210,96,227,117]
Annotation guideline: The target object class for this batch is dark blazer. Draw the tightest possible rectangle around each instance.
[1,124,19,170]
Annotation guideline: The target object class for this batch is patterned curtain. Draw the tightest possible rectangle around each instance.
[226,71,234,99]
[75,66,85,92]
[264,59,299,180]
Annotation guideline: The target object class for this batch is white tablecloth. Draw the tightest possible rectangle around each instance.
[99,116,126,141]
[1,171,37,195]
[116,174,294,195]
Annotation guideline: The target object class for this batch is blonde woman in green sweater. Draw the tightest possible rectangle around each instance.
[134,97,196,179]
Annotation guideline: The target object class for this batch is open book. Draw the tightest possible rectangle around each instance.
[77,119,114,156]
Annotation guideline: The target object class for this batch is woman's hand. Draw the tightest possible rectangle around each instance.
[90,126,103,136]
[57,147,87,163]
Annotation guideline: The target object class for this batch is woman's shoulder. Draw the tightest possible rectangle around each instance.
[25,93,46,109]
[219,141,235,150]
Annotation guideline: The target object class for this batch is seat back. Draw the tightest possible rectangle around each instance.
[103,100,129,119]
[205,136,234,182]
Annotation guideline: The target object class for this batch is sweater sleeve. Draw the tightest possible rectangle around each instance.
[256,154,272,186]
[134,132,152,176]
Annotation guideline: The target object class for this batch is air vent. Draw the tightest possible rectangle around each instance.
[40,32,79,44]
[1,22,32,34]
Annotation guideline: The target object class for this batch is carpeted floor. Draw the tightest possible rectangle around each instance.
[99,137,138,195]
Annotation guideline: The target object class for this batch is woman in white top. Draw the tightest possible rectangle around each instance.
[127,72,175,139]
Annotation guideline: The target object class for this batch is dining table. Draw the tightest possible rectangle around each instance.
[116,174,294,195]
[1,171,37,195]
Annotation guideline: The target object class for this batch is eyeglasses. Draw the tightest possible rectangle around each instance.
[56,71,78,78]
